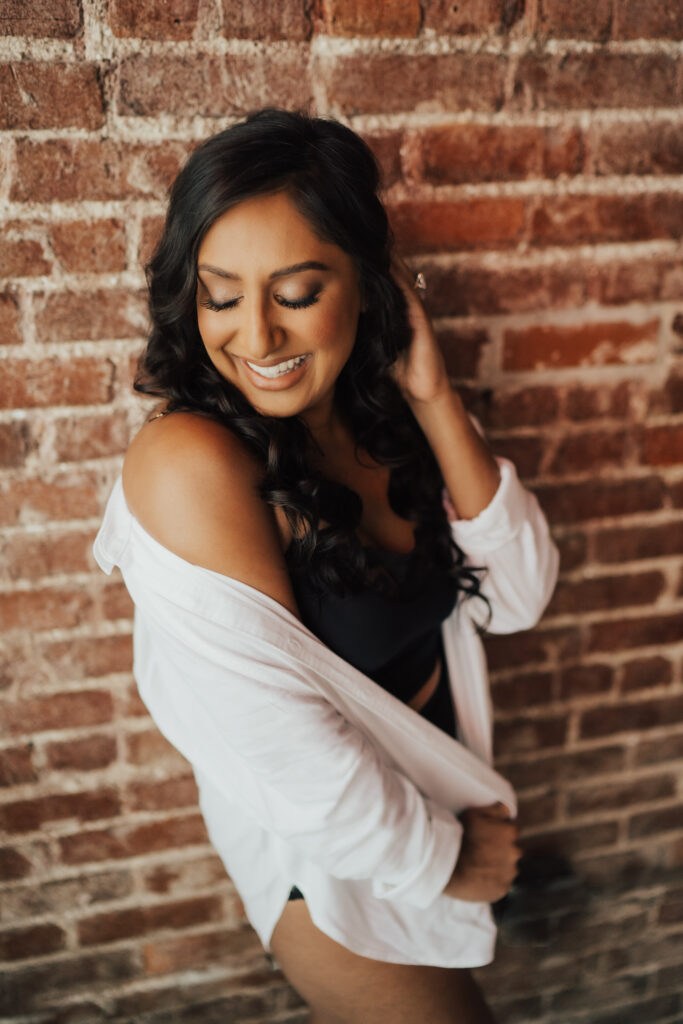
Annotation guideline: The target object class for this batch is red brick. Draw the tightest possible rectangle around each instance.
[0,847,32,880]
[535,476,665,525]
[126,775,198,812]
[621,656,674,694]
[102,581,134,620]
[1,357,114,410]
[118,53,311,117]
[595,522,683,565]
[548,571,665,617]
[423,0,523,32]
[0,0,82,37]
[125,729,189,770]
[59,812,207,864]
[123,683,149,717]
[484,625,581,671]
[78,894,221,945]
[0,226,51,278]
[1,528,95,581]
[537,0,612,39]
[0,422,33,469]
[0,585,97,632]
[0,923,66,962]
[532,193,683,247]
[524,821,619,854]
[515,53,679,111]
[548,429,630,475]
[0,63,103,130]
[1,690,114,739]
[419,123,583,185]
[110,0,199,39]
[50,219,127,275]
[11,139,192,204]
[0,290,21,344]
[0,471,101,528]
[494,714,568,756]
[517,792,558,830]
[0,744,36,786]
[0,951,138,1016]
[483,387,560,430]
[390,198,525,253]
[488,435,543,478]
[639,425,683,467]
[490,671,553,710]
[362,132,403,188]
[502,319,659,372]
[613,0,683,40]
[139,215,165,269]
[580,696,683,738]
[43,634,133,681]
[320,0,420,36]
[439,327,489,379]
[589,614,683,654]
[46,734,117,772]
[629,804,683,840]
[650,372,683,416]
[568,775,676,818]
[590,120,683,176]
[501,745,626,790]
[0,788,120,834]
[425,261,590,317]
[53,412,129,463]
[559,663,614,699]
[142,853,227,894]
[35,289,146,344]
[143,925,261,974]
[555,532,587,572]
[564,381,634,421]
[224,0,312,39]
[593,256,683,306]
[326,53,507,116]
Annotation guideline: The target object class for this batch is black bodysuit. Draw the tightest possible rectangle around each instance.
[286,544,460,903]
[290,544,460,734]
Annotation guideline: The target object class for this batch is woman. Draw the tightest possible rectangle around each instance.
[94,108,559,1023]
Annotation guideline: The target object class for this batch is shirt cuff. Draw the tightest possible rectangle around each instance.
[370,800,463,909]
[447,457,528,554]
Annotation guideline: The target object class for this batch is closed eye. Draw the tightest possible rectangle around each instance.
[276,291,320,310]
[199,291,321,313]
[199,296,240,312]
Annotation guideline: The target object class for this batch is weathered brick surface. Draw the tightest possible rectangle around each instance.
[0,63,103,130]
[1,5,682,1023]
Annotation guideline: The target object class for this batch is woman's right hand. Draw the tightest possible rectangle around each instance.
[443,803,522,903]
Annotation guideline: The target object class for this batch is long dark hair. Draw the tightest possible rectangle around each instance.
[136,108,489,619]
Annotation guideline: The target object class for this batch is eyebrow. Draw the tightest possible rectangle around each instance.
[197,260,331,281]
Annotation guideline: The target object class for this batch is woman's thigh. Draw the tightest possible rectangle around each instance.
[270,899,497,1024]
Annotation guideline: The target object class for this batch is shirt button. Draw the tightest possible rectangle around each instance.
[288,637,302,655]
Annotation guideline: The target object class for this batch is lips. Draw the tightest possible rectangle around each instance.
[240,352,312,391]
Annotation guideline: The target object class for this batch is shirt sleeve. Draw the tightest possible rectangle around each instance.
[127,577,463,910]
[447,456,560,635]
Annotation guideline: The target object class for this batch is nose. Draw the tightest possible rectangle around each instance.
[242,294,284,361]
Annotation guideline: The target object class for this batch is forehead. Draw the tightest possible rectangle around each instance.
[198,191,343,269]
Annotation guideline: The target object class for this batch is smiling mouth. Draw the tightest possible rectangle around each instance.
[245,354,310,378]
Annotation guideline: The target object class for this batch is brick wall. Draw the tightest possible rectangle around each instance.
[1,1,681,1021]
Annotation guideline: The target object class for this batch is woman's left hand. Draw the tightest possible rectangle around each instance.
[389,257,451,407]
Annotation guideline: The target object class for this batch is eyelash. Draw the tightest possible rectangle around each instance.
[200,292,321,313]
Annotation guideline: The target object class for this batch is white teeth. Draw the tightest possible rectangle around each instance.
[246,354,308,378]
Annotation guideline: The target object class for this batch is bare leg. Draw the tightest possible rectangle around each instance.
[272,900,496,1024]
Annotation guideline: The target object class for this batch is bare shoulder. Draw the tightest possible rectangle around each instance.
[122,412,299,617]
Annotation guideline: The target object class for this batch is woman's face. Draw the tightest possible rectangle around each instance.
[195,190,362,425]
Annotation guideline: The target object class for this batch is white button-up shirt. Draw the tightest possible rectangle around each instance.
[93,455,559,967]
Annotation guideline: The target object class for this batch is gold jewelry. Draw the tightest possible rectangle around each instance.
[413,272,427,292]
